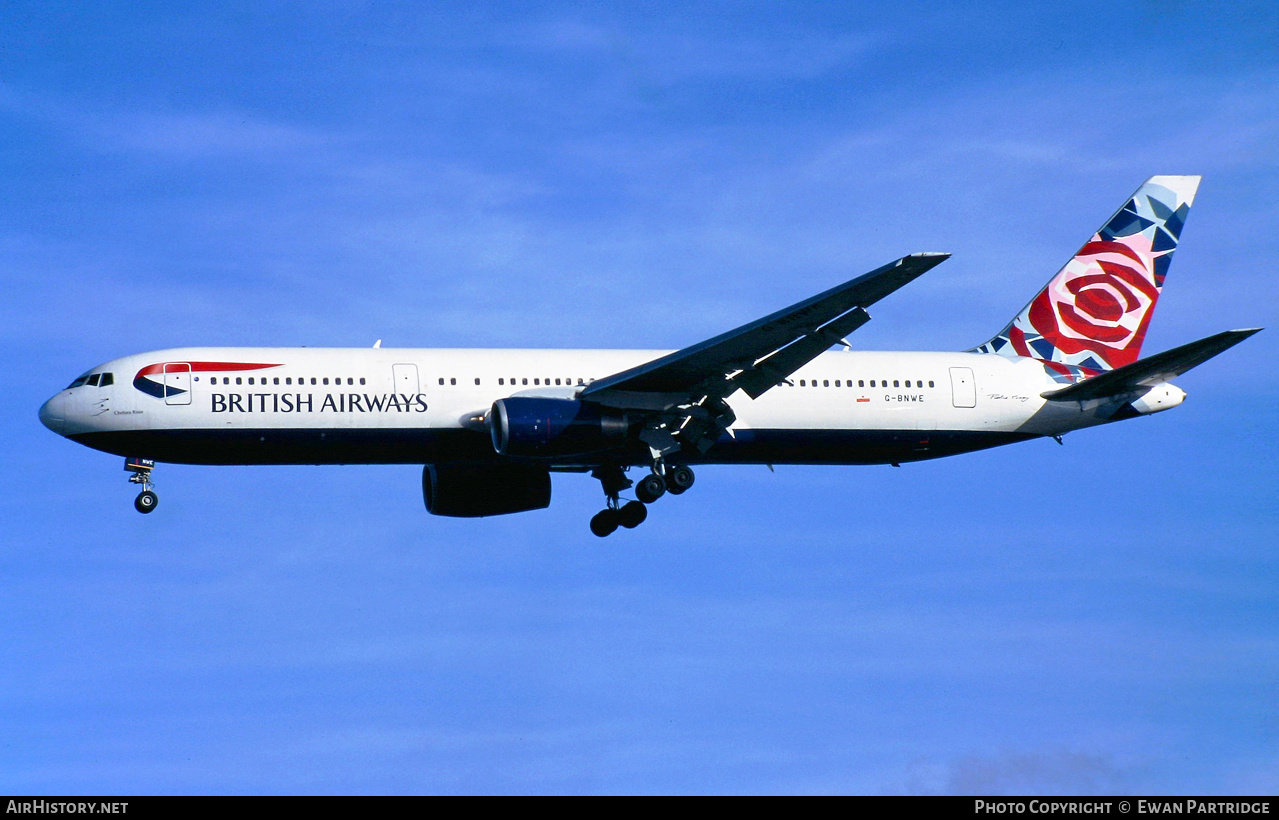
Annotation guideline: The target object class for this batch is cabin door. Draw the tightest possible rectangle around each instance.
[393,363,419,396]
[164,362,192,406]
[949,367,976,408]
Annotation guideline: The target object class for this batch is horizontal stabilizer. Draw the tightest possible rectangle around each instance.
[1041,328,1261,402]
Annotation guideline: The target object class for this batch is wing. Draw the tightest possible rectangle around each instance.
[581,252,949,410]
[577,252,949,455]
[1041,328,1261,402]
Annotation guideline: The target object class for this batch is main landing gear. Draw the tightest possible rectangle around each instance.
[588,461,695,537]
[589,465,642,537]
[126,457,158,514]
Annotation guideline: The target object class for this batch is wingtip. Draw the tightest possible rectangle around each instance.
[902,252,950,268]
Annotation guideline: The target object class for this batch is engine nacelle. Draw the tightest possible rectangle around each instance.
[1127,382,1186,415]
[422,463,551,517]
[488,397,629,457]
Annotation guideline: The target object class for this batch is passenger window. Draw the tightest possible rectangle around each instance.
[236,377,242,385]
[323,378,329,385]
[499,378,504,385]
[360,378,366,385]
[273,377,279,385]
[475,378,481,386]
[555,378,561,385]
[439,378,444,385]
[835,380,840,387]
[248,377,255,385]
[893,380,899,388]
[578,378,584,385]
[799,380,806,386]
[522,378,528,385]
[286,377,292,385]
[311,378,317,385]
[823,380,829,387]
[870,380,876,387]
[450,378,456,386]
[929,380,935,388]
[534,378,540,385]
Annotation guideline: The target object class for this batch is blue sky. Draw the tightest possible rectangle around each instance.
[3,2,1277,794]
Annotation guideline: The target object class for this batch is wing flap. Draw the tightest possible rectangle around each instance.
[732,306,871,399]
[1041,328,1261,402]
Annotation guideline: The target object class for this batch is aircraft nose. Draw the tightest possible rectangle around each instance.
[39,393,66,435]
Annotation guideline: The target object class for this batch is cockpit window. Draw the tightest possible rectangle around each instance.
[65,372,114,389]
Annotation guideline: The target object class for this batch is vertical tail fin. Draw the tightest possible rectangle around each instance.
[974,176,1200,372]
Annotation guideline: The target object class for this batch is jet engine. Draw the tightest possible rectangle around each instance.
[422,463,551,517]
[488,397,629,457]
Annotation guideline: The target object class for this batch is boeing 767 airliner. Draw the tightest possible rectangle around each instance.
[39,176,1259,536]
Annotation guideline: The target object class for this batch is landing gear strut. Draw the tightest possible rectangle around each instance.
[126,457,158,514]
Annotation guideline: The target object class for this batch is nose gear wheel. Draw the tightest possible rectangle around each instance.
[125,457,158,514]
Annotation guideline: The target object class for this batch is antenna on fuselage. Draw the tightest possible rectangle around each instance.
[373,340,382,348]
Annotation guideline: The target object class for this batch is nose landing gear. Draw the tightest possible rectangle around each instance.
[126,457,158,514]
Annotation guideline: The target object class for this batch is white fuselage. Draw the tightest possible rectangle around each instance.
[40,346,1121,468]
